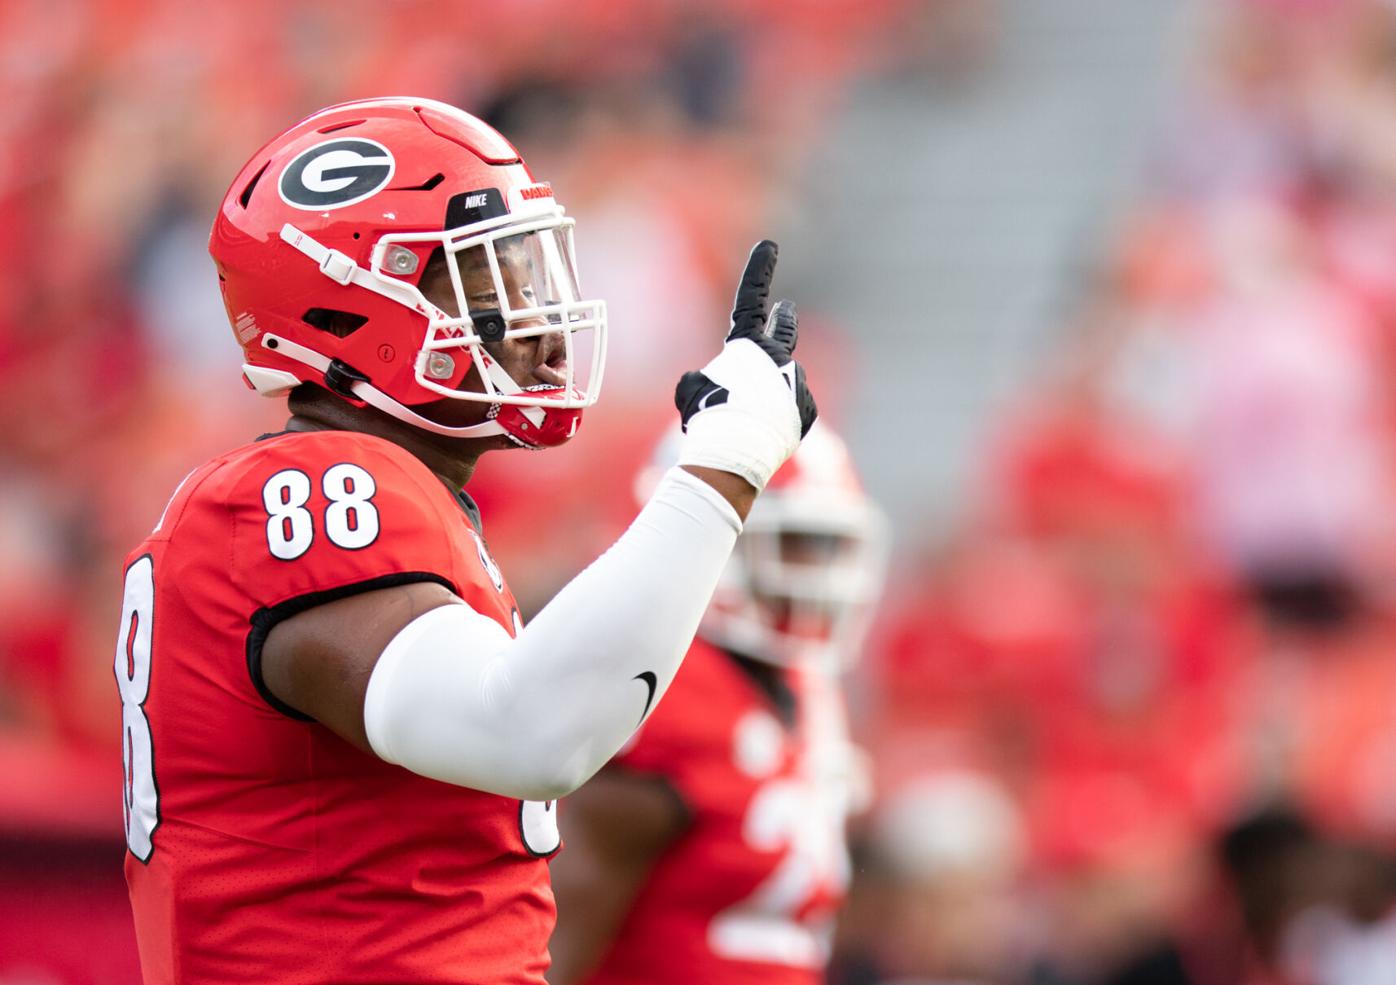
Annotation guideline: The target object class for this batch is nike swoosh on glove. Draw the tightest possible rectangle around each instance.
[674,240,818,490]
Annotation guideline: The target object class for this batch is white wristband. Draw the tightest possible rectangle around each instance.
[676,338,802,490]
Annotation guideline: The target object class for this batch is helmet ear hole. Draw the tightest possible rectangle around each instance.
[302,308,368,338]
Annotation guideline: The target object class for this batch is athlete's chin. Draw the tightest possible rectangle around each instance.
[417,398,490,430]
[483,433,531,453]
[498,429,578,453]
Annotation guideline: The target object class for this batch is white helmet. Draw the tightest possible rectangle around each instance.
[638,422,887,668]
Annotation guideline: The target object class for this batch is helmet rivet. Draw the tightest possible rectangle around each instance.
[426,352,455,379]
[385,245,419,276]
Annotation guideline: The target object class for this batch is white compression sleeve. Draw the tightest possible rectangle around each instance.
[363,466,742,801]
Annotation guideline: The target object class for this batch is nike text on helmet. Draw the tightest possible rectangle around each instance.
[210,97,608,448]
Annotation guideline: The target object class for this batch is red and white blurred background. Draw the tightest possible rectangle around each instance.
[8,1,1396,983]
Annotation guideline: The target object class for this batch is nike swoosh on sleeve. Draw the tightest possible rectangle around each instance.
[633,671,658,724]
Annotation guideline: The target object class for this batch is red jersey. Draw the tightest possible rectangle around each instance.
[580,638,854,985]
[115,430,560,985]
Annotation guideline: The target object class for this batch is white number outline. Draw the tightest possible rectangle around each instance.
[519,799,561,857]
[115,555,160,862]
[322,462,380,551]
[470,529,504,592]
[707,712,851,968]
[509,607,557,856]
[263,468,314,560]
[261,464,381,560]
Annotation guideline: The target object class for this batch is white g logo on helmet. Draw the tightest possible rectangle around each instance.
[278,138,396,210]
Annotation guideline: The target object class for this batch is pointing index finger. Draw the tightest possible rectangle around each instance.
[728,240,778,342]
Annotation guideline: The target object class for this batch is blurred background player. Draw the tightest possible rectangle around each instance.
[548,423,886,985]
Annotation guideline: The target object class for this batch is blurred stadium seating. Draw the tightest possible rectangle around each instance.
[9,1,1396,983]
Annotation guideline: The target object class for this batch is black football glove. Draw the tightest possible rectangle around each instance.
[673,240,818,490]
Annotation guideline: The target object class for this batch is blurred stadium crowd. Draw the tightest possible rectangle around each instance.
[8,1,1396,983]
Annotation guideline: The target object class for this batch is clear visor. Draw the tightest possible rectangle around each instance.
[455,227,581,317]
[377,210,607,409]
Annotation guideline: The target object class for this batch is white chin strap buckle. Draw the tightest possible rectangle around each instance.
[319,249,356,285]
[280,223,361,288]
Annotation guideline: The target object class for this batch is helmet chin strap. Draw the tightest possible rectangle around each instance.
[475,349,548,428]
[362,365,568,446]
[355,377,511,439]
[253,333,510,439]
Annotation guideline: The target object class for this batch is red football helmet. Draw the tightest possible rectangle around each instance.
[209,97,607,448]
[638,424,888,668]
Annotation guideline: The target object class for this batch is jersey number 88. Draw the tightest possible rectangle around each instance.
[263,463,380,560]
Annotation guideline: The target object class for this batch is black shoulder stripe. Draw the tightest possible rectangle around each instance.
[246,571,457,721]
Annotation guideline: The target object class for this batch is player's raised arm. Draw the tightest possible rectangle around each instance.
[358,242,816,799]
[265,242,817,801]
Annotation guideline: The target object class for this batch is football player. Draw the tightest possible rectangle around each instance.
[114,97,817,985]
[547,424,886,985]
